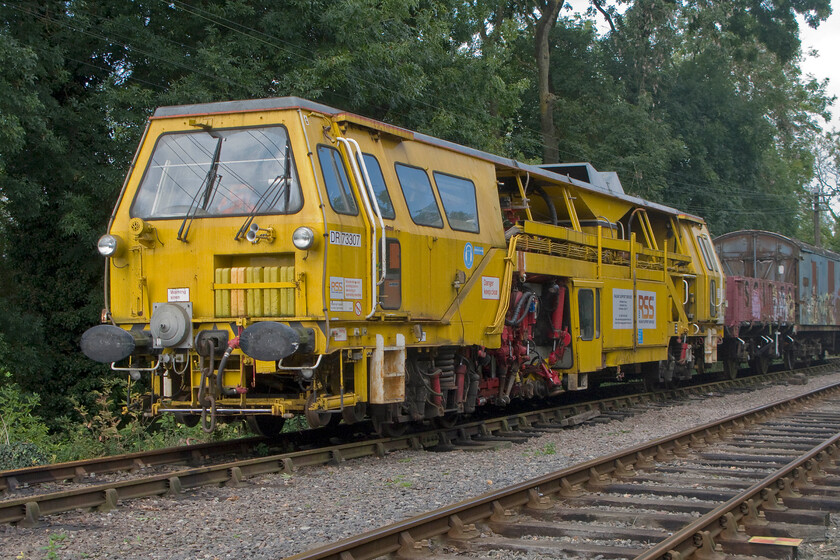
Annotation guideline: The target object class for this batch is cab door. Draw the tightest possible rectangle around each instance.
[315,142,373,321]
[572,284,603,373]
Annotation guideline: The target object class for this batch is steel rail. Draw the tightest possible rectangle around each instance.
[283,379,840,560]
[637,430,840,560]
[0,436,264,494]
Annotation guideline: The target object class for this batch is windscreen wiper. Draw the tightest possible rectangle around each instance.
[234,175,289,241]
[235,138,292,241]
[178,133,224,242]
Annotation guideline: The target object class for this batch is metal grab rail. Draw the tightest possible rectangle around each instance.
[336,137,386,319]
[345,138,386,285]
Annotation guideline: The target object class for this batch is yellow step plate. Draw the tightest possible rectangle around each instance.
[747,537,802,546]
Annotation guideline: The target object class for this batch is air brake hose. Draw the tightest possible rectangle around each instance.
[216,336,240,397]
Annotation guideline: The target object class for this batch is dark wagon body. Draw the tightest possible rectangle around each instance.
[714,230,840,374]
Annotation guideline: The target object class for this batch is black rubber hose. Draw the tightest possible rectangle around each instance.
[216,347,239,396]
[533,186,558,226]
[506,291,536,326]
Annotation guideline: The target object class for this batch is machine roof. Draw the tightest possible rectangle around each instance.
[153,96,703,221]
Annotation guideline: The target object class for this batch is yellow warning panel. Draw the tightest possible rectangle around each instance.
[748,536,803,546]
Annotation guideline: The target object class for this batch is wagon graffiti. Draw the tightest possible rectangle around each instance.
[726,276,795,333]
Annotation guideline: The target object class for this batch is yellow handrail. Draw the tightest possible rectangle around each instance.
[488,235,522,335]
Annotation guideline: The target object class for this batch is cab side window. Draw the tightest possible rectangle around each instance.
[318,145,358,215]
[359,153,395,220]
[697,235,719,272]
[395,163,443,228]
[433,172,479,233]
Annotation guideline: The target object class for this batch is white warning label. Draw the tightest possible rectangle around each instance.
[613,288,633,329]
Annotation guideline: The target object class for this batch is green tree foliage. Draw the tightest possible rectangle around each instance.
[0,2,123,421]
[804,132,840,249]
[90,0,526,150]
[535,0,832,236]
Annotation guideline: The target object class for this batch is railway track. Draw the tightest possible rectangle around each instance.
[0,362,833,529]
[286,377,840,560]
[0,361,820,498]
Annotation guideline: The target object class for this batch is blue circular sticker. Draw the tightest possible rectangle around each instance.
[463,242,474,269]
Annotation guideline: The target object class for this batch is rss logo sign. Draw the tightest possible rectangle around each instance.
[637,291,656,329]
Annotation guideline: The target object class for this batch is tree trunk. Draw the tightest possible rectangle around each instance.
[535,0,562,164]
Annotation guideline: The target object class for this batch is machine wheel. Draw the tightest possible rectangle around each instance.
[640,361,663,392]
[433,413,460,429]
[722,358,739,380]
[305,393,341,429]
[173,413,200,428]
[642,372,659,392]
[750,355,770,376]
[341,402,367,424]
[246,415,286,438]
[694,348,706,377]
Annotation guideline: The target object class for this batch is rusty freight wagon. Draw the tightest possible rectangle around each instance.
[714,230,840,376]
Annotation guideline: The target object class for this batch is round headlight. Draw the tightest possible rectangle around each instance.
[97,234,122,257]
[292,227,315,250]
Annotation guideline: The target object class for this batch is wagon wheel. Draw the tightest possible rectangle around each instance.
[722,358,739,380]
[783,349,795,371]
[246,415,286,438]
[373,419,408,438]
[750,355,770,376]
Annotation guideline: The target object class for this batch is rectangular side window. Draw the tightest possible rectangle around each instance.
[317,145,358,216]
[358,153,395,220]
[379,239,401,309]
[578,289,594,341]
[710,279,717,317]
[697,235,719,272]
[433,172,479,233]
[395,163,443,228]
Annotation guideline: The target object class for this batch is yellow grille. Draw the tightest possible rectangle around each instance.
[214,266,296,317]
